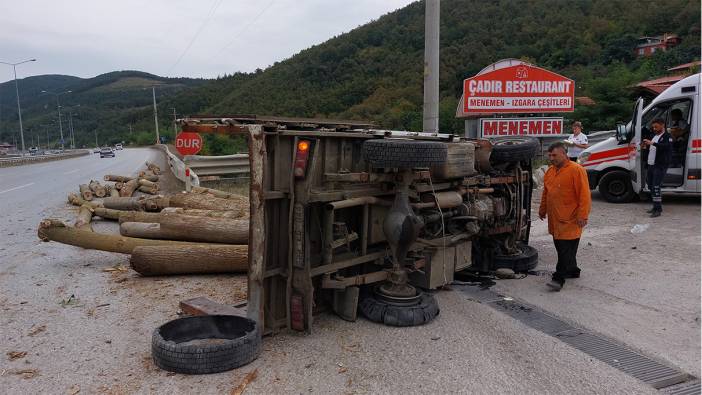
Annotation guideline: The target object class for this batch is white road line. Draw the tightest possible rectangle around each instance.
[63,169,80,175]
[0,182,35,195]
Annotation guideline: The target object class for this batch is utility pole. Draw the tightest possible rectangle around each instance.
[68,112,75,149]
[41,90,71,151]
[171,107,178,137]
[1,58,37,153]
[422,0,440,133]
[152,86,160,144]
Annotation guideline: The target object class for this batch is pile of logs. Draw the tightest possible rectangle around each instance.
[37,162,250,277]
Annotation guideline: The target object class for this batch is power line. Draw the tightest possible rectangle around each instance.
[220,0,276,52]
[166,0,225,76]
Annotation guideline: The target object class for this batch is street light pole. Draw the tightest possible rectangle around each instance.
[152,86,160,144]
[0,58,36,153]
[41,90,71,151]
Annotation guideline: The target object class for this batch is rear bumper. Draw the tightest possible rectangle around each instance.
[586,169,599,190]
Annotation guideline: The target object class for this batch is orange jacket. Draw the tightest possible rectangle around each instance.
[538,161,591,240]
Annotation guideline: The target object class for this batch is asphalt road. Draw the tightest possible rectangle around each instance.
[0,152,695,393]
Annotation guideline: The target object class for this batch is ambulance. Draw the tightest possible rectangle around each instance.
[579,73,700,202]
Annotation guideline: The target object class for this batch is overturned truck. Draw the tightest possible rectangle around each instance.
[180,116,539,333]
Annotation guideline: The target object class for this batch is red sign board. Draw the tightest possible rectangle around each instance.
[480,117,564,137]
[175,132,203,156]
[463,64,574,113]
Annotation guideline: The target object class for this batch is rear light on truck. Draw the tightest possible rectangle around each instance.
[294,140,311,178]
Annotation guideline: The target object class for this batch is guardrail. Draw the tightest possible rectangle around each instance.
[157,144,200,189]
[0,150,90,168]
[183,154,250,177]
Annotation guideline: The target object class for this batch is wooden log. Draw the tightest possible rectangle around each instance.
[103,196,165,211]
[79,184,93,201]
[191,186,248,202]
[141,174,159,182]
[138,179,158,188]
[92,207,123,220]
[121,215,248,244]
[114,182,124,190]
[145,161,161,175]
[138,185,159,195]
[89,180,107,198]
[117,211,162,224]
[74,205,94,231]
[168,193,248,217]
[68,193,103,209]
[119,179,139,197]
[130,245,248,276]
[109,188,120,198]
[104,175,133,182]
[37,219,219,254]
[162,207,247,219]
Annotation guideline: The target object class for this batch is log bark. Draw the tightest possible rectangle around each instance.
[37,219,217,254]
[145,161,161,175]
[140,174,159,182]
[88,180,107,198]
[68,193,103,209]
[79,184,93,201]
[92,207,123,220]
[109,188,120,198]
[191,186,248,202]
[74,205,94,231]
[162,207,247,219]
[138,179,158,188]
[104,175,133,182]
[117,211,162,224]
[167,192,248,216]
[103,196,166,212]
[138,185,159,195]
[114,182,124,190]
[119,179,139,197]
[130,245,247,276]
[121,215,248,244]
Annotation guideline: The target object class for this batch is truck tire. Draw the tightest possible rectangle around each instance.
[362,139,447,168]
[492,243,538,273]
[598,170,635,203]
[490,137,540,163]
[151,315,261,374]
[359,291,439,327]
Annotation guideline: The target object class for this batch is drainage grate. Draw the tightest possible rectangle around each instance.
[456,284,696,391]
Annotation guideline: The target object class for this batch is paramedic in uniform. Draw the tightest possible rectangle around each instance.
[539,142,592,291]
[565,121,588,161]
[642,118,673,217]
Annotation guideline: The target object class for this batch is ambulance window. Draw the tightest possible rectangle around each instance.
[641,104,668,140]
[667,101,692,126]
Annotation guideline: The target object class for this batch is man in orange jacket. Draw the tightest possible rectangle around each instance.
[539,141,592,291]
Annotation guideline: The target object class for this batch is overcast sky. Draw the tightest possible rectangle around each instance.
[0,0,416,84]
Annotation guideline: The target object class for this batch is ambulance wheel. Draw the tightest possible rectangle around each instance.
[598,170,635,203]
[490,137,540,163]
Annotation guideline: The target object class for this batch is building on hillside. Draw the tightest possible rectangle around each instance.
[632,61,701,97]
[634,33,681,57]
[0,142,16,155]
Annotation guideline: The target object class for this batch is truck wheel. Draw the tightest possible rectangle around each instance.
[598,170,635,203]
[362,139,447,168]
[359,291,439,327]
[151,315,261,374]
[492,243,538,273]
[490,137,540,163]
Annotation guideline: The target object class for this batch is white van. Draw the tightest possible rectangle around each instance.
[579,73,700,202]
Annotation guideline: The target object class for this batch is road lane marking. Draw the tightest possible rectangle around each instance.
[0,182,35,195]
[63,169,80,175]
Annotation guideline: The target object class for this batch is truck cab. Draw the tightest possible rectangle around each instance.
[580,73,700,202]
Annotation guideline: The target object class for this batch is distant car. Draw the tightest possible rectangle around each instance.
[29,147,39,155]
[93,147,100,153]
[115,143,123,150]
[100,147,115,158]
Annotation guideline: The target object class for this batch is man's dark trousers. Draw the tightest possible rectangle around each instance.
[646,165,667,212]
[553,238,580,283]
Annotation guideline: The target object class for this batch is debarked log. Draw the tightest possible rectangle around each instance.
[88,180,107,198]
[74,205,94,231]
[109,188,120,197]
[120,215,248,244]
[138,185,159,195]
[167,192,248,216]
[37,219,213,254]
[68,193,103,209]
[130,245,247,276]
[104,175,133,183]
[119,179,139,197]
[103,196,167,212]
[145,161,161,175]
[138,179,158,188]
[161,207,246,219]
[191,186,248,202]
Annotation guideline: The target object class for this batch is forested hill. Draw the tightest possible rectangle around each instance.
[1,0,699,152]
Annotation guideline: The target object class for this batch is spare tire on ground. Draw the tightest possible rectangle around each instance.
[151,315,261,374]
[492,243,538,273]
[490,137,540,163]
[363,139,447,168]
[359,290,439,327]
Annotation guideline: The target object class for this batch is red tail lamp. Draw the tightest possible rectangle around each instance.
[294,140,311,178]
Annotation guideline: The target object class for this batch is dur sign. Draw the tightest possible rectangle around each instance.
[175,132,203,156]
[463,64,574,113]
[481,117,564,138]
